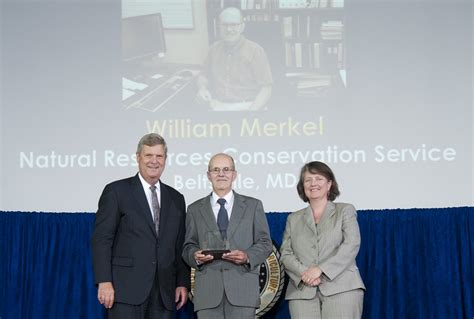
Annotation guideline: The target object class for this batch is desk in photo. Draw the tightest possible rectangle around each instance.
[122,64,200,112]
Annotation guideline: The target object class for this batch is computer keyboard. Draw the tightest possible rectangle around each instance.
[124,68,199,112]
[128,75,187,111]
[134,86,178,111]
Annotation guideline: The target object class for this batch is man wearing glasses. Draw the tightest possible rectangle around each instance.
[182,153,272,318]
[196,7,273,111]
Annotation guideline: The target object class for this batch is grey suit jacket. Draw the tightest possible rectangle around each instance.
[182,191,272,311]
[280,202,365,299]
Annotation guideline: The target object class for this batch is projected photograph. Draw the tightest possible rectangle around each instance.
[121,0,345,113]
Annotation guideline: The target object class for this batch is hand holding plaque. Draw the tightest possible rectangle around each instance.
[202,231,230,260]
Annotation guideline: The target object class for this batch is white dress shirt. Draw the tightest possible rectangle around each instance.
[210,191,234,221]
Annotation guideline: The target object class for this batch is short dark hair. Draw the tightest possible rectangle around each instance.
[296,161,340,202]
[136,133,167,156]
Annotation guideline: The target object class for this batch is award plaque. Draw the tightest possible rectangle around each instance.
[201,249,230,260]
[202,231,230,260]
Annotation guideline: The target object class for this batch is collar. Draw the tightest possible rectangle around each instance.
[211,190,234,206]
[138,172,160,192]
[222,36,246,54]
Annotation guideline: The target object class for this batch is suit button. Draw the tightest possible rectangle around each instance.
[152,261,156,265]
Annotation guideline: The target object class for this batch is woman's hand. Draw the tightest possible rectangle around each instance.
[301,266,322,287]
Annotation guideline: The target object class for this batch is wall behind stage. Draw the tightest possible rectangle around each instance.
[1,0,472,212]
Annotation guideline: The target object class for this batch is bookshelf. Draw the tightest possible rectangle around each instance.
[206,0,345,98]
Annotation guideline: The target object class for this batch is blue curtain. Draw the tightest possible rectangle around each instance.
[0,207,473,319]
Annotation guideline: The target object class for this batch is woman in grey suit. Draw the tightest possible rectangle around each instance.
[280,161,365,318]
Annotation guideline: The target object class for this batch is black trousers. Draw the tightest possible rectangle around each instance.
[107,269,172,319]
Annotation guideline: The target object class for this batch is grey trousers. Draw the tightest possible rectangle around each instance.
[288,288,364,319]
[197,292,256,319]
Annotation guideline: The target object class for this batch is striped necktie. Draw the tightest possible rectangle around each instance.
[150,185,160,236]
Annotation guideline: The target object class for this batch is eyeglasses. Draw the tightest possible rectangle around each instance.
[219,23,242,29]
[209,167,235,175]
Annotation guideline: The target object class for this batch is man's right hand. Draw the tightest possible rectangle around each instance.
[194,249,214,265]
[98,282,115,309]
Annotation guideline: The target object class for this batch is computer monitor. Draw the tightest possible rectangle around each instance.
[122,13,166,62]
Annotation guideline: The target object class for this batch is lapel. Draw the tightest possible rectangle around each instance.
[158,181,173,238]
[227,191,246,240]
[303,205,317,236]
[318,201,336,230]
[130,174,156,236]
[303,201,337,236]
[197,193,220,233]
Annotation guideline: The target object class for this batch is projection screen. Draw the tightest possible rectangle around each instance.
[1,0,472,212]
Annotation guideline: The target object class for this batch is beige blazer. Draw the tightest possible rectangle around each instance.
[280,201,365,299]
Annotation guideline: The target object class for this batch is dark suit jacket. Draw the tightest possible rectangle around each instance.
[91,174,190,308]
[182,192,272,311]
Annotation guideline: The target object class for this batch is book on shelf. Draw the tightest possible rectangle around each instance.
[295,15,301,37]
[282,16,293,37]
[284,41,343,70]
[279,0,309,9]
[285,42,295,67]
[282,16,342,40]
[294,42,303,67]
[313,42,320,68]
[336,42,344,68]
[321,20,343,40]
[286,72,332,97]
[279,0,331,8]
[305,16,311,38]
[241,0,274,10]
[297,76,331,88]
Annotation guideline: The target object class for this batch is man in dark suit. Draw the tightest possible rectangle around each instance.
[92,133,190,319]
[182,153,272,318]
